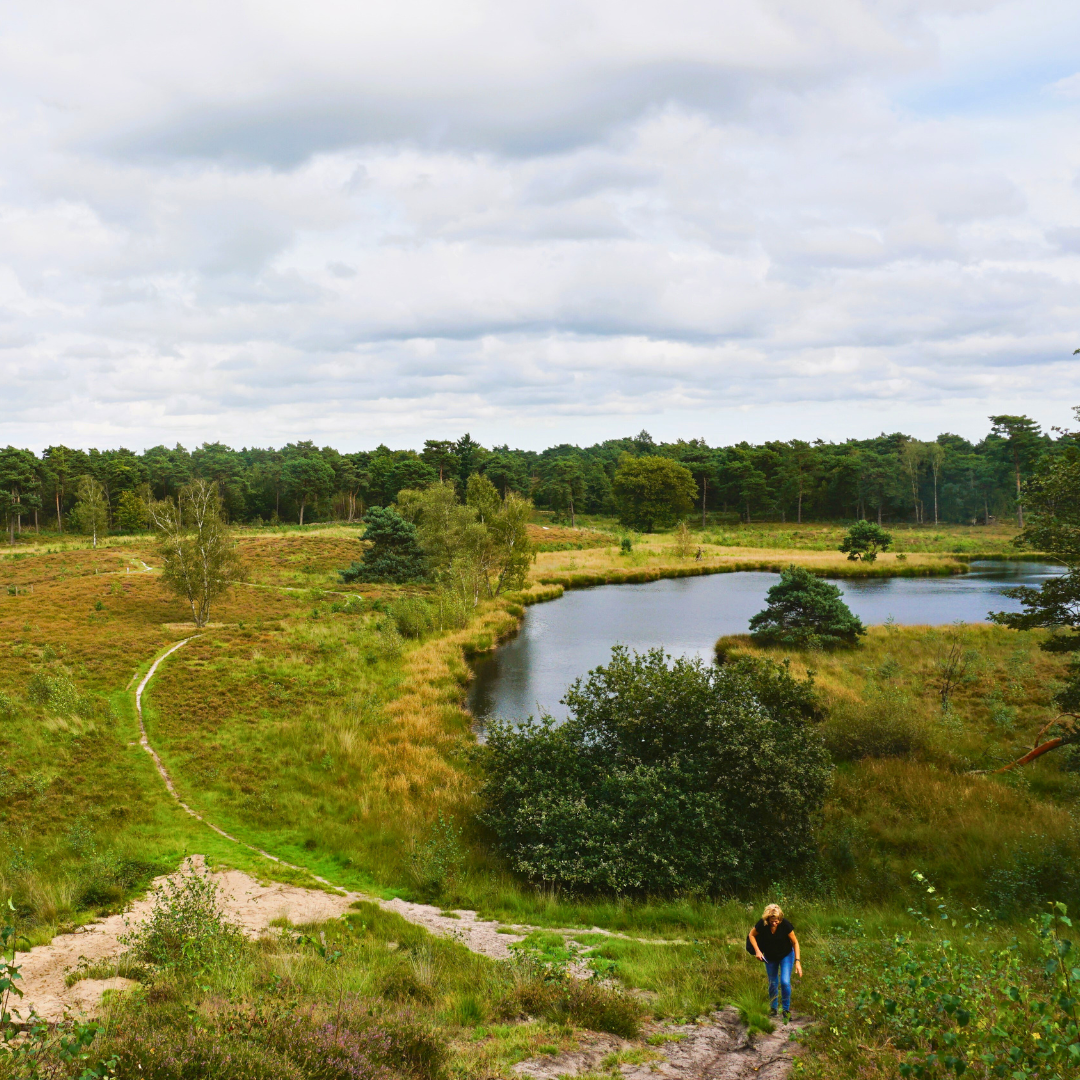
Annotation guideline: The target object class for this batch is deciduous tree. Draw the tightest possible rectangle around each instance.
[149,479,244,626]
[282,452,335,525]
[71,475,108,548]
[612,454,695,532]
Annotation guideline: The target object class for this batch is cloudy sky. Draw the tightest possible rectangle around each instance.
[3,0,1080,453]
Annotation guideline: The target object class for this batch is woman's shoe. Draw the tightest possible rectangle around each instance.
[769,1008,778,1018]
[782,1011,791,1023]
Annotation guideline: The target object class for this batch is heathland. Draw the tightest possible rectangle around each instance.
[1,516,1076,1080]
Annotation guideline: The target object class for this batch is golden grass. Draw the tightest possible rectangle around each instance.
[531,537,965,589]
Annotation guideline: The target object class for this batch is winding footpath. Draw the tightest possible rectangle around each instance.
[14,638,808,1079]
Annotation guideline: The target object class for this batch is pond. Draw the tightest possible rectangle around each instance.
[467,561,1065,725]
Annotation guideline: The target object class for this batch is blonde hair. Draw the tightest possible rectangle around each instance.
[763,904,784,921]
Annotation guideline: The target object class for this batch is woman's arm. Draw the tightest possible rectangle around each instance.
[749,926,765,961]
[789,931,803,976]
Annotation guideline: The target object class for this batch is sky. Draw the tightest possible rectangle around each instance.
[3,0,1080,453]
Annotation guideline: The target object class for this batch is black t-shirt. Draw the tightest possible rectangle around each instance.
[754,918,795,963]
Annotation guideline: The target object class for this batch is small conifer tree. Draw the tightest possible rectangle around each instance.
[340,506,427,584]
[749,565,865,649]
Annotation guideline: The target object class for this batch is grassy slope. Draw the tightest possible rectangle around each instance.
[2,525,1076,1079]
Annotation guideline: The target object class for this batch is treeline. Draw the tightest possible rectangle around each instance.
[0,414,1059,536]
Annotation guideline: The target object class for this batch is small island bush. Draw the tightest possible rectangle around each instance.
[480,646,831,894]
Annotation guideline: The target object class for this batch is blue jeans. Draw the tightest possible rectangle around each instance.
[765,952,794,1012]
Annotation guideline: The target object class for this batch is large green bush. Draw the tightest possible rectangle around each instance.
[749,565,865,649]
[479,647,832,893]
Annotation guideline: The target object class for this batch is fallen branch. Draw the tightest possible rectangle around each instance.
[973,713,1079,774]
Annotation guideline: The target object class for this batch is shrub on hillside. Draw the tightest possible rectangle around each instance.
[480,647,831,893]
[821,685,929,761]
[749,565,865,649]
[499,973,642,1038]
[390,597,434,639]
[340,507,427,584]
[120,863,243,973]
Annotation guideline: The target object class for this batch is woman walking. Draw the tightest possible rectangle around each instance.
[748,903,802,1021]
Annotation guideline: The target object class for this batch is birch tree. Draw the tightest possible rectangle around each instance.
[72,475,108,548]
[150,479,243,627]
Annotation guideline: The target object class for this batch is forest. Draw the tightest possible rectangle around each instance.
[0,414,1053,537]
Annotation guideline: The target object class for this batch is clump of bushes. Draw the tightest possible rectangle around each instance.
[500,972,642,1038]
[480,646,831,893]
[390,598,434,639]
[26,668,84,714]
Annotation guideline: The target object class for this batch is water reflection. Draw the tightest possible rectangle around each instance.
[468,561,1063,726]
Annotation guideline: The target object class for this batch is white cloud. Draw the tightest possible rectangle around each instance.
[1,0,1079,451]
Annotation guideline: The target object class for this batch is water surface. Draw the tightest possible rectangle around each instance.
[468,561,1063,725]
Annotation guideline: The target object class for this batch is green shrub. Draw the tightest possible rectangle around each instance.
[985,834,1080,916]
[120,863,243,973]
[26,668,82,714]
[500,968,642,1038]
[821,685,929,761]
[408,812,464,900]
[480,647,831,893]
[391,598,434,639]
